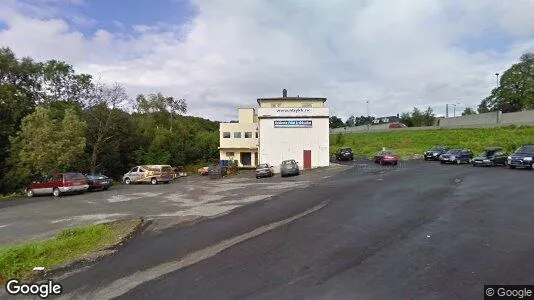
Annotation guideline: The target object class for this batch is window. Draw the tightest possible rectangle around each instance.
[234,132,241,138]
[270,103,281,108]
[222,132,231,138]
[226,152,235,157]
[255,132,259,138]
[245,132,252,138]
[302,103,312,108]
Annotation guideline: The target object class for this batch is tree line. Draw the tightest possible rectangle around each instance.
[330,52,534,129]
[0,48,219,194]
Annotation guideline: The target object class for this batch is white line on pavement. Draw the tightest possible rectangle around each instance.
[61,200,331,300]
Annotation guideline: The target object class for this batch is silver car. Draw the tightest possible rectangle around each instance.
[280,160,300,177]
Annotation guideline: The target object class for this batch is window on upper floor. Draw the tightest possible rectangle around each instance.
[234,132,242,138]
[222,132,231,138]
[255,132,259,138]
[270,103,281,108]
[244,132,252,138]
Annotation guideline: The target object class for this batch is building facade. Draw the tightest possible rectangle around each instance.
[219,108,259,168]
[219,90,330,172]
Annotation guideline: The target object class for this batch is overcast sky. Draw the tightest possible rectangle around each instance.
[1,0,534,121]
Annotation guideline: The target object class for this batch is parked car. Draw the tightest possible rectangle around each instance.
[507,144,534,169]
[440,149,473,164]
[424,146,449,161]
[198,166,210,176]
[336,147,354,161]
[374,150,399,165]
[280,160,300,177]
[123,165,173,185]
[472,147,508,167]
[256,163,274,178]
[26,172,89,197]
[85,174,114,190]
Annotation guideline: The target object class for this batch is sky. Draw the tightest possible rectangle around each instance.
[1,0,534,121]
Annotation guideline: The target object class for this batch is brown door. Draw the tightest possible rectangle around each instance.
[303,150,311,170]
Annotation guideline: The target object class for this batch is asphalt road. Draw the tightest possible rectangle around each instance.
[12,160,534,299]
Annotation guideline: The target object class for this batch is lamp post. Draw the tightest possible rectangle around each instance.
[366,100,370,130]
[495,73,500,87]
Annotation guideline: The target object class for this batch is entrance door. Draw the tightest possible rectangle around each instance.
[254,152,258,166]
[303,150,311,170]
[240,152,252,166]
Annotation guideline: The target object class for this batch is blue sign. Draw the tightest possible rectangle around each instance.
[274,120,313,128]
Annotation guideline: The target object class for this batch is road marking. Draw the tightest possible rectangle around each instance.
[62,200,330,300]
[322,175,331,179]
[0,223,11,229]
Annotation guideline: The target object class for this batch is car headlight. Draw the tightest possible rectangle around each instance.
[450,156,456,160]
[508,156,512,160]
[524,157,533,161]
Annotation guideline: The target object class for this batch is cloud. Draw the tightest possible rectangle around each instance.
[1,0,534,121]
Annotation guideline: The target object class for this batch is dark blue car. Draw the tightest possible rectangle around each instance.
[439,149,473,164]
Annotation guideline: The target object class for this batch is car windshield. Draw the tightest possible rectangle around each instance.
[482,150,496,156]
[515,146,534,154]
[257,164,268,168]
[64,173,85,179]
[282,160,294,165]
[448,150,462,154]
[340,148,352,153]
[382,151,394,155]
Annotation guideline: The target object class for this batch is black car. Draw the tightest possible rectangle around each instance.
[336,147,354,161]
[424,146,449,161]
[440,149,473,164]
[280,159,300,177]
[472,147,508,167]
[507,145,534,169]
[85,174,114,191]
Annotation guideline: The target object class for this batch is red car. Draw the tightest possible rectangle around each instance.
[374,150,399,165]
[26,173,89,197]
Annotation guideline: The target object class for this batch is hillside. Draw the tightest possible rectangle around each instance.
[330,126,534,159]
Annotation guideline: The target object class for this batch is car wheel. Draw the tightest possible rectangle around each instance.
[124,178,131,185]
[509,165,516,169]
[440,161,444,164]
[53,188,60,197]
[26,189,34,197]
[394,162,398,166]
[103,186,109,191]
[151,178,157,185]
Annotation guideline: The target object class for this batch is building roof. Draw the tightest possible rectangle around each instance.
[256,97,327,105]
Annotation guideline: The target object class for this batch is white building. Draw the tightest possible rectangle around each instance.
[219,89,330,172]
[257,90,330,172]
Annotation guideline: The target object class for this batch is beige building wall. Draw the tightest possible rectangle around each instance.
[219,108,259,167]
[258,99,326,108]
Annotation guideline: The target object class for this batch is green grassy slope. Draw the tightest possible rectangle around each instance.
[330,126,534,159]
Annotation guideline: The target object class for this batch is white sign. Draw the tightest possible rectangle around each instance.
[274,120,313,128]
[257,107,329,117]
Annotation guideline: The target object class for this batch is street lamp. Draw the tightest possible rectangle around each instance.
[366,100,370,130]
[495,73,500,87]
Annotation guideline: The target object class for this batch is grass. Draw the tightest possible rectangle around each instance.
[0,218,142,283]
[0,192,24,202]
[330,126,534,159]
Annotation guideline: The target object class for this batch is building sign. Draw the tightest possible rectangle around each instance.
[274,120,313,128]
[275,108,311,114]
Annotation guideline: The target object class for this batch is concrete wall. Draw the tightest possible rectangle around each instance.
[437,111,500,127]
[259,118,329,173]
[331,109,534,134]
[501,110,534,124]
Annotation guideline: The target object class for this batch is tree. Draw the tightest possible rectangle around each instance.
[461,107,476,116]
[329,116,344,128]
[400,107,435,127]
[481,52,534,112]
[477,99,490,113]
[7,107,86,188]
[345,115,355,127]
[84,83,130,174]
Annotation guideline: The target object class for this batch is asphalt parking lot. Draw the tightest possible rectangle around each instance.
[26,157,534,300]
[0,165,350,245]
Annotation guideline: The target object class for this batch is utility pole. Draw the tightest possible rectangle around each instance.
[366,100,370,130]
[446,104,449,118]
